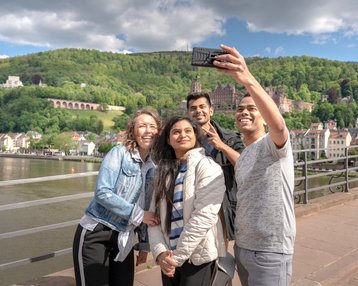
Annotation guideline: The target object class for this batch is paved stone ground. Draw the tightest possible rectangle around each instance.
[13,189,358,286]
[292,195,358,286]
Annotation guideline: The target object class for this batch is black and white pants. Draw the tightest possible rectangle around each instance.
[72,223,134,286]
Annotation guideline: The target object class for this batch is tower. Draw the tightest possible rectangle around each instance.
[190,76,202,93]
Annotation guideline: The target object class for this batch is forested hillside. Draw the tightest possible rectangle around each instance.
[0,48,357,134]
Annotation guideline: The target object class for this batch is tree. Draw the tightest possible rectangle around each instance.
[52,133,75,154]
[124,92,146,115]
[93,120,104,134]
[212,114,236,130]
[340,79,353,99]
[86,132,97,142]
[314,102,335,122]
[297,83,311,102]
[283,110,316,129]
[98,143,115,154]
[112,114,131,131]
[327,88,340,104]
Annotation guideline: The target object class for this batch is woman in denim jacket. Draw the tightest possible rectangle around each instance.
[148,116,226,286]
[73,108,162,286]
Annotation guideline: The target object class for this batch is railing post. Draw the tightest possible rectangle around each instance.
[345,147,349,192]
[303,151,308,204]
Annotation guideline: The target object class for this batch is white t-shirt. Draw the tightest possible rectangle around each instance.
[234,134,296,254]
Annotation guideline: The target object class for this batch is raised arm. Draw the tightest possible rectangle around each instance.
[214,44,288,148]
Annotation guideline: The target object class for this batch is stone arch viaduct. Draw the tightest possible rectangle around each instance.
[48,98,99,110]
[47,98,124,111]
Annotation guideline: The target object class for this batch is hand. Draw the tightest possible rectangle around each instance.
[213,44,254,87]
[157,250,177,277]
[136,250,148,266]
[143,211,160,226]
[202,122,225,151]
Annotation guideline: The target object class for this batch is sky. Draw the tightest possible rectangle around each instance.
[0,0,357,62]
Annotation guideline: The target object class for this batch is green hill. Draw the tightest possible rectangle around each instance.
[66,109,123,131]
[1,48,357,107]
[0,48,358,133]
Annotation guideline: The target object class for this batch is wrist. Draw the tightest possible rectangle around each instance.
[157,252,166,263]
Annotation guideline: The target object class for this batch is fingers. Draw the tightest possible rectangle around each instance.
[213,58,244,71]
[163,268,175,277]
[202,123,222,148]
[143,211,161,225]
[158,250,177,276]
[136,255,144,266]
[136,250,148,266]
[220,44,241,57]
[207,121,217,133]
[161,263,175,275]
[202,128,213,137]
[213,44,246,72]
[143,217,157,226]
[202,122,217,137]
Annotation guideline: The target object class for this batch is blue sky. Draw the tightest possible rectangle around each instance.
[0,0,357,62]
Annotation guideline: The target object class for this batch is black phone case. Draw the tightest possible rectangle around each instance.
[191,47,228,67]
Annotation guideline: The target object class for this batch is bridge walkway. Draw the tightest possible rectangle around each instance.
[14,190,358,286]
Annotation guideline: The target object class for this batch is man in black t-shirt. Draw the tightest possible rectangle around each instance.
[186,92,245,241]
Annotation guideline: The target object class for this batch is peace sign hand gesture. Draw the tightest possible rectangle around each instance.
[202,122,226,151]
[203,122,240,166]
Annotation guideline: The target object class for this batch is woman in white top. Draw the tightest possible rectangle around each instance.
[148,116,226,286]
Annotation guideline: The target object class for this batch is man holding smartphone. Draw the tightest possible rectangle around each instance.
[186,91,244,243]
[213,44,296,286]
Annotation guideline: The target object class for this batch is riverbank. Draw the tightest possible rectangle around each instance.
[0,153,103,163]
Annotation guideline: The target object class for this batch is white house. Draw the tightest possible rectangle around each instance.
[290,122,331,160]
[80,141,96,156]
[0,133,30,152]
[1,76,23,88]
[328,130,352,159]
[0,134,14,151]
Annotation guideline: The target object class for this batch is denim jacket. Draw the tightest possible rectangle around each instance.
[85,144,155,241]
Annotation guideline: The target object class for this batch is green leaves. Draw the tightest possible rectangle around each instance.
[0,48,357,134]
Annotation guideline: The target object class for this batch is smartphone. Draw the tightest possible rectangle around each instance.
[191,47,228,68]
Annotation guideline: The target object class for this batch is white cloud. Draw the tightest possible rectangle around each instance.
[311,34,331,45]
[202,0,358,35]
[274,46,285,55]
[265,47,271,53]
[0,0,357,53]
[0,55,9,59]
[0,0,225,52]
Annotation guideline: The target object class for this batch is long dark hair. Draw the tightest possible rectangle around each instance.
[152,116,204,234]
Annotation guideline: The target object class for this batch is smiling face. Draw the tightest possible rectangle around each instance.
[168,119,197,159]
[134,114,159,156]
[235,96,265,141]
[187,97,213,130]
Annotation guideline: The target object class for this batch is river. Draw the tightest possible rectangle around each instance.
[0,157,100,286]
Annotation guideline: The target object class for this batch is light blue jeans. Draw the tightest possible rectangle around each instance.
[234,244,293,286]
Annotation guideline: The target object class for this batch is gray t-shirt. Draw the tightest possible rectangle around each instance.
[234,134,296,254]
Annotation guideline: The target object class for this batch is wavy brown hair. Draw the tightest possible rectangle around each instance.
[123,108,162,153]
